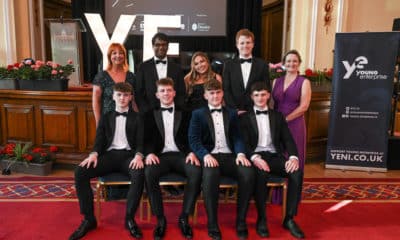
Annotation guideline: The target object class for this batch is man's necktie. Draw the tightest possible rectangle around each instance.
[239,58,252,64]
[161,107,173,113]
[115,111,128,117]
[155,60,167,64]
[256,110,268,115]
[210,108,222,113]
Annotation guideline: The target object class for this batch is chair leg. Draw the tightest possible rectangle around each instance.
[282,184,288,224]
[95,183,102,224]
[192,201,198,225]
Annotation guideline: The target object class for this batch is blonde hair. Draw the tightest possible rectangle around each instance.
[106,43,129,71]
[185,51,216,95]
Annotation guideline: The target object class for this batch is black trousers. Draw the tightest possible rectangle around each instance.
[144,152,202,217]
[202,153,255,231]
[74,150,144,220]
[253,151,303,221]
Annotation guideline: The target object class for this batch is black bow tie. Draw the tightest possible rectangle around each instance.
[155,59,167,64]
[161,107,173,113]
[256,110,268,115]
[239,58,252,64]
[115,111,128,117]
[210,108,222,113]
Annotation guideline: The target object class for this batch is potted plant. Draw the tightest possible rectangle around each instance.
[304,68,333,92]
[0,64,19,89]
[7,58,74,91]
[0,142,59,176]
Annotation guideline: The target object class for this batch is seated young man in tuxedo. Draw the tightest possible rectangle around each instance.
[144,77,202,239]
[70,82,145,240]
[239,81,304,239]
[188,79,255,240]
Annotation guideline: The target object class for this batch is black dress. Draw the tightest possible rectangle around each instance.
[185,83,207,111]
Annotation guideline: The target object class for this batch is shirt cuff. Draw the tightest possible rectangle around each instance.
[135,152,144,158]
[89,152,98,157]
[251,154,261,161]
[237,153,246,158]
[288,155,298,161]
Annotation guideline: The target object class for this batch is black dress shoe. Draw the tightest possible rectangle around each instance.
[256,219,269,238]
[125,219,143,239]
[178,217,193,239]
[208,230,222,240]
[154,217,167,240]
[69,219,97,240]
[283,218,305,239]
[236,227,248,239]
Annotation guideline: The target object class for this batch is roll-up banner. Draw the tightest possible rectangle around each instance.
[326,32,400,172]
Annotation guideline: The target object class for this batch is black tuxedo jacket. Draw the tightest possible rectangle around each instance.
[239,109,298,159]
[135,58,185,112]
[143,107,191,155]
[92,110,143,156]
[188,106,245,161]
[223,57,270,111]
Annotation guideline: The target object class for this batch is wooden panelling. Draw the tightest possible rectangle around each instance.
[38,105,77,148]
[305,91,331,160]
[1,103,35,143]
[0,90,93,164]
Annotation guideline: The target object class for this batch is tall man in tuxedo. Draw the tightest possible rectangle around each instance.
[144,78,202,239]
[188,79,255,240]
[239,82,304,239]
[223,28,270,113]
[135,32,185,112]
[70,82,145,240]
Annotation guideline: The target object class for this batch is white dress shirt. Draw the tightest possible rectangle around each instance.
[107,111,131,151]
[240,55,252,88]
[209,105,232,154]
[253,106,276,154]
[161,104,179,153]
[154,57,167,79]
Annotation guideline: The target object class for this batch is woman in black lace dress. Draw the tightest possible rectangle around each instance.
[184,52,222,111]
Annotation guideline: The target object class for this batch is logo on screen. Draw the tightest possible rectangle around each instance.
[342,56,368,79]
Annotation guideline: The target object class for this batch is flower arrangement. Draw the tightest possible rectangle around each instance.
[304,68,333,83]
[1,142,58,175]
[0,59,74,81]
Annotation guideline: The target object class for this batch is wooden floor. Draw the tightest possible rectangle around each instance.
[2,161,400,178]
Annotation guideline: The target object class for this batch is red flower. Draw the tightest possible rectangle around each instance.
[40,153,47,157]
[305,68,314,77]
[23,154,33,161]
[32,147,42,153]
[49,146,58,152]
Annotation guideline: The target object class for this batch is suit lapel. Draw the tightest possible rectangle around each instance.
[222,108,230,145]
[173,110,181,138]
[234,59,246,91]
[150,59,159,80]
[269,111,276,143]
[154,110,165,141]
[205,109,215,143]
[249,110,259,143]
[246,60,256,90]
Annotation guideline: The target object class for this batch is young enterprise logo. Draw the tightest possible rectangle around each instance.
[342,56,387,80]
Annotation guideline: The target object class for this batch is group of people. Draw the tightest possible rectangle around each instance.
[69,28,311,240]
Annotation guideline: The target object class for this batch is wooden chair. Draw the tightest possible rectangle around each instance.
[142,173,189,222]
[95,172,144,224]
[267,175,288,223]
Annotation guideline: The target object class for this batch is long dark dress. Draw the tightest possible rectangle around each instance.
[271,75,307,204]
[185,83,207,111]
[93,71,136,115]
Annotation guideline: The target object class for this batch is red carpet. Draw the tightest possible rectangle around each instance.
[1,201,400,239]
